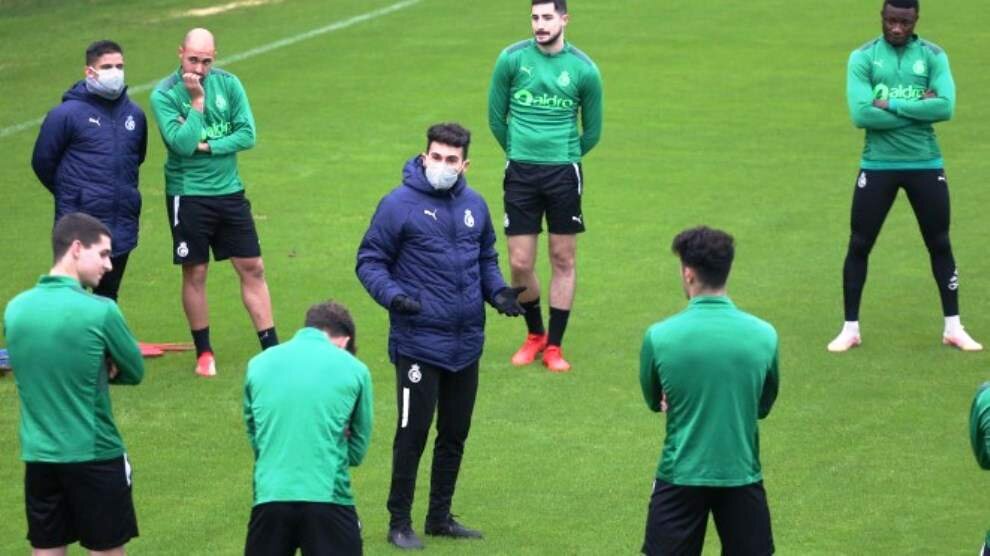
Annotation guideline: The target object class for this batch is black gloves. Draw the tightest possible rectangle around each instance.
[493,286,526,317]
[391,295,422,315]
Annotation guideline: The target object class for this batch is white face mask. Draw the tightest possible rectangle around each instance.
[425,162,460,191]
[86,67,126,100]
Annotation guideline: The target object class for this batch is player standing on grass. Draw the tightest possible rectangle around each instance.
[32,40,147,302]
[356,123,524,550]
[828,0,980,352]
[150,28,279,377]
[5,213,145,556]
[244,301,372,556]
[639,227,778,555]
[488,0,603,372]
[971,382,990,556]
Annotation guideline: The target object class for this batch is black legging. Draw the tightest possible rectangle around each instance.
[842,169,958,321]
[93,252,131,302]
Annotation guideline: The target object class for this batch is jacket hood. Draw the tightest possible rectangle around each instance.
[401,155,466,197]
[62,80,129,106]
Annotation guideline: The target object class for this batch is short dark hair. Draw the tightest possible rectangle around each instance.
[305,301,357,354]
[426,122,471,159]
[52,213,111,263]
[884,0,919,12]
[532,0,568,14]
[671,226,735,289]
[85,40,123,66]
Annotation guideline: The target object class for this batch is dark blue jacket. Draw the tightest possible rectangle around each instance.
[356,156,510,372]
[32,81,147,256]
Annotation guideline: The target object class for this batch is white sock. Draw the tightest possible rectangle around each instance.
[944,315,962,335]
[842,321,860,335]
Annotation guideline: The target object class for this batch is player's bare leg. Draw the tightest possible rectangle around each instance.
[508,234,546,365]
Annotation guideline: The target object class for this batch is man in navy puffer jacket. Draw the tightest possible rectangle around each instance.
[31,40,147,301]
[357,123,524,550]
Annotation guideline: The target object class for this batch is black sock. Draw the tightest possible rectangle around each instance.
[522,298,545,335]
[258,327,279,350]
[547,307,570,347]
[191,327,212,356]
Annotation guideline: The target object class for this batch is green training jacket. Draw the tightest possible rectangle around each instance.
[640,296,779,487]
[970,382,990,546]
[150,68,256,196]
[4,275,144,463]
[244,327,374,506]
[488,39,603,164]
[847,35,955,170]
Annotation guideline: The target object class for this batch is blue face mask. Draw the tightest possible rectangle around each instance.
[85,68,125,100]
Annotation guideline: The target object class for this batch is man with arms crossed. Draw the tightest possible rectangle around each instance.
[244,301,372,556]
[971,382,990,556]
[32,40,147,302]
[829,0,980,352]
[357,123,523,549]
[639,227,778,555]
[488,0,603,372]
[5,213,145,556]
[150,28,278,377]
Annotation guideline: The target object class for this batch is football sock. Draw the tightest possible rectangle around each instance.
[944,315,962,335]
[258,327,279,350]
[842,321,860,335]
[191,327,212,356]
[522,298,545,335]
[547,307,570,347]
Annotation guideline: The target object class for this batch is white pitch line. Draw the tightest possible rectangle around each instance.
[0,0,421,140]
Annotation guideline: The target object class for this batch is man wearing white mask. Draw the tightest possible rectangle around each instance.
[357,123,524,550]
[32,40,148,302]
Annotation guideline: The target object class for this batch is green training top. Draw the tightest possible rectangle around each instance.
[970,382,990,546]
[4,275,144,463]
[488,39,603,164]
[244,327,374,507]
[150,68,256,196]
[640,296,779,487]
[847,35,955,170]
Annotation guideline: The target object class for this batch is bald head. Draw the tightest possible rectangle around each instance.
[183,28,215,50]
[178,28,216,79]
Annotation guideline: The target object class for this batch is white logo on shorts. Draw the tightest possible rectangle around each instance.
[464,209,475,228]
[504,214,510,229]
[124,453,133,487]
[176,242,189,258]
[857,172,867,189]
[408,364,422,384]
[124,115,136,131]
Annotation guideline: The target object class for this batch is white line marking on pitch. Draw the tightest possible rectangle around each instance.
[0,0,421,140]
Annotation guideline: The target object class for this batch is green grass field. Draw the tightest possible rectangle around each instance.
[2,0,989,553]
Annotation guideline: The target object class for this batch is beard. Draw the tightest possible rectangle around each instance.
[535,28,562,45]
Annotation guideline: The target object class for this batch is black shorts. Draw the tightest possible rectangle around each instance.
[642,480,773,556]
[25,455,138,551]
[166,191,262,265]
[503,160,585,235]
[245,502,362,556]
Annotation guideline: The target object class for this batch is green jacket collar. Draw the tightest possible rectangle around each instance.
[37,275,83,289]
[688,295,734,308]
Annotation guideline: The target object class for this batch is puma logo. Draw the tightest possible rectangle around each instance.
[88,117,101,127]
[424,209,438,221]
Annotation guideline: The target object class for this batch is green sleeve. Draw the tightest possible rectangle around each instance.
[579,64,603,156]
[487,50,512,152]
[639,329,663,413]
[207,76,257,155]
[347,368,374,467]
[892,51,955,123]
[243,376,259,459]
[759,345,780,419]
[104,302,144,385]
[150,89,205,156]
[970,384,990,470]
[846,51,914,131]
